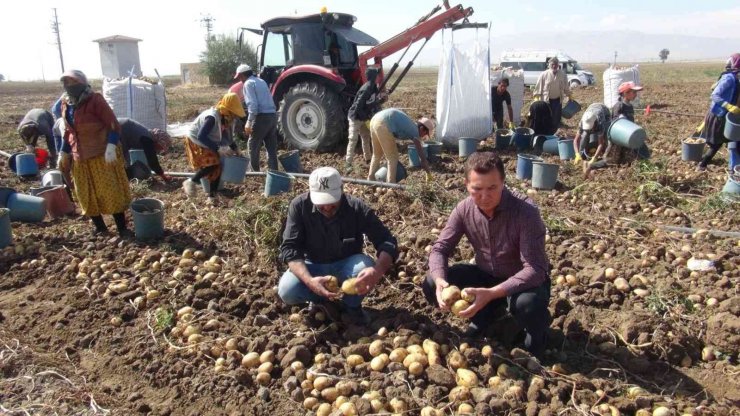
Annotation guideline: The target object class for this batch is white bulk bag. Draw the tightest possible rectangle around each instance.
[103,77,167,131]
[491,67,524,125]
[435,27,491,145]
[603,65,640,110]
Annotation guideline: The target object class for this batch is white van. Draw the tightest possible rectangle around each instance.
[499,49,595,88]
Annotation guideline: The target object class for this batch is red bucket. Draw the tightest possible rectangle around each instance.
[36,185,74,218]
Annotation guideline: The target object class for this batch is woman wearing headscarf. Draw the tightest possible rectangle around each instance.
[57,70,132,236]
[697,53,740,171]
[181,92,245,204]
[525,100,555,136]
[118,117,172,180]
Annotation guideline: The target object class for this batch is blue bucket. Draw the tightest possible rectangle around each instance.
[458,137,479,158]
[532,162,559,190]
[0,187,16,208]
[278,150,303,173]
[7,192,46,222]
[561,100,582,119]
[495,129,513,150]
[0,208,11,249]
[424,141,443,161]
[558,139,576,160]
[608,118,646,149]
[722,174,739,194]
[682,138,705,162]
[264,170,293,197]
[408,146,421,168]
[516,154,543,180]
[16,153,38,176]
[129,149,149,168]
[512,128,534,152]
[374,161,408,183]
[131,198,165,240]
[541,137,559,155]
[724,112,740,141]
[221,155,249,183]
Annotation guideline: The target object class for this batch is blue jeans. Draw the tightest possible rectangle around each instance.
[278,253,375,308]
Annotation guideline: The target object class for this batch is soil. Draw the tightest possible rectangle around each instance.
[0,63,738,415]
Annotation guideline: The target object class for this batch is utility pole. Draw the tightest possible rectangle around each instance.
[51,8,65,72]
[613,51,618,67]
[200,14,215,42]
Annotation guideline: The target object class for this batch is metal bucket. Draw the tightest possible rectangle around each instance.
[36,185,75,218]
[16,153,38,177]
[681,138,706,162]
[458,137,479,158]
[607,118,646,149]
[221,155,249,184]
[374,161,408,183]
[278,150,303,173]
[264,170,294,197]
[495,129,513,150]
[512,128,534,152]
[531,162,559,190]
[724,112,740,141]
[558,139,576,160]
[41,170,64,187]
[131,198,165,240]
[0,208,11,249]
[7,192,46,223]
[516,154,543,180]
[561,100,582,119]
[129,149,149,168]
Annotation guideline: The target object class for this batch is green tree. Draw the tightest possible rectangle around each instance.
[659,48,670,63]
[0,74,5,82]
[200,34,258,85]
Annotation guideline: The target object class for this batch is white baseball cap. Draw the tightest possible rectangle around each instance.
[233,64,252,79]
[581,110,597,131]
[309,167,343,205]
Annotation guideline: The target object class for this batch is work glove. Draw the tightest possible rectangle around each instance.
[722,102,740,115]
[695,121,705,135]
[25,144,35,154]
[58,152,71,171]
[573,153,582,165]
[104,143,117,164]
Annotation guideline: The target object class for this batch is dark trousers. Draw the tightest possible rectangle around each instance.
[699,141,724,168]
[549,98,562,131]
[493,111,505,130]
[248,113,279,172]
[422,264,551,356]
[191,165,220,197]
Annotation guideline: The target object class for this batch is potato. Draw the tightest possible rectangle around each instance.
[460,289,476,303]
[255,372,271,386]
[371,354,390,371]
[652,407,672,416]
[177,306,194,319]
[213,364,226,374]
[347,354,364,367]
[362,390,381,400]
[290,361,304,372]
[504,385,525,401]
[187,334,203,345]
[182,249,194,259]
[409,361,424,376]
[458,403,475,414]
[257,362,273,374]
[369,339,385,357]
[335,380,353,396]
[456,368,479,387]
[320,387,338,402]
[403,353,428,368]
[447,350,467,369]
[451,299,471,316]
[449,386,470,402]
[338,402,357,416]
[314,353,327,364]
[324,275,340,293]
[427,350,442,366]
[260,350,275,363]
[481,345,493,358]
[241,352,260,368]
[313,376,332,391]
[441,285,462,306]
[370,399,384,412]
[389,348,408,363]
[341,278,359,295]
[635,410,651,416]
[488,376,501,388]
[303,397,319,410]
[407,344,424,355]
[316,403,332,416]
[334,396,349,407]
[224,338,239,351]
[421,407,442,416]
[377,327,388,337]
[110,316,123,327]
[390,398,408,413]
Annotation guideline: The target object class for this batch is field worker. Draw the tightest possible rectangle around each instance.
[229,64,250,143]
[697,53,740,172]
[573,103,611,167]
[17,108,57,165]
[367,108,432,183]
[278,166,399,325]
[492,78,515,130]
[118,118,172,181]
[525,100,555,136]
[181,92,245,205]
[56,70,132,236]
[424,152,551,356]
[241,64,279,172]
[345,67,381,173]
[609,81,651,162]
[51,95,64,120]
[533,57,572,132]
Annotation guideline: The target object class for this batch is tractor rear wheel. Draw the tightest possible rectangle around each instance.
[278,82,345,152]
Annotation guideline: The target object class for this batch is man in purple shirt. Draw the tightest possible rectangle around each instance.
[424,151,551,356]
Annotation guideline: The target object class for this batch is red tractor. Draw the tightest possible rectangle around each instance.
[240,3,473,151]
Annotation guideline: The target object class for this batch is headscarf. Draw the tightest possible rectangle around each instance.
[727,53,740,72]
[60,69,93,106]
[149,129,172,154]
[216,92,246,119]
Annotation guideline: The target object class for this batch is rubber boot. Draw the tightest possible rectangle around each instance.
[729,142,739,171]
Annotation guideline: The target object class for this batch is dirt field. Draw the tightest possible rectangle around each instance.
[0,62,738,416]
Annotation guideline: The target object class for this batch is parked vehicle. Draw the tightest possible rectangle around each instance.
[499,49,595,88]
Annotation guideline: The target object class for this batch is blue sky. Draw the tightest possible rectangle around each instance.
[0,0,738,80]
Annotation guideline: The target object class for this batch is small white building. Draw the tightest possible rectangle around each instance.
[93,35,142,78]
